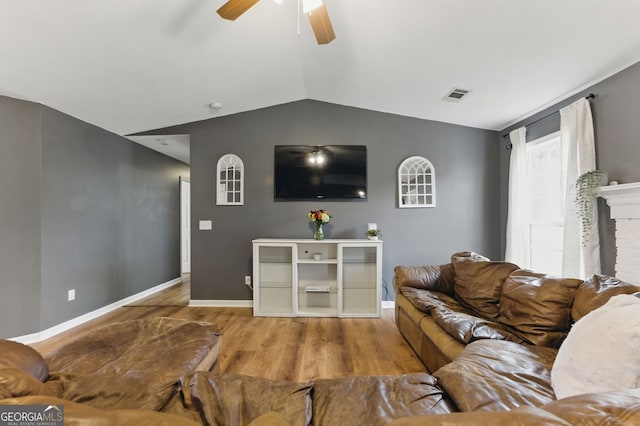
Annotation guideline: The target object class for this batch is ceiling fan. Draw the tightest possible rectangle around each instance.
[216,0,336,45]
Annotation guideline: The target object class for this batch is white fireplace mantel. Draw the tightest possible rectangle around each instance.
[598,182,640,218]
[598,182,640,283]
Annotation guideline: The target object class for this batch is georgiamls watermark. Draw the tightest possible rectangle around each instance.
[0,405,64,426]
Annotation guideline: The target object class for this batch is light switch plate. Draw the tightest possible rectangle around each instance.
[199,220,212,230]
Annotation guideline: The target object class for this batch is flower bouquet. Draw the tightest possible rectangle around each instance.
[308,209,331,240]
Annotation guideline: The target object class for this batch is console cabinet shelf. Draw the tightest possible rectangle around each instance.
[252,239,382,318]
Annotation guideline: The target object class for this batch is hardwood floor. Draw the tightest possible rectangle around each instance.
[31,280,425,382]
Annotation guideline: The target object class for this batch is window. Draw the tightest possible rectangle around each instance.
[398,156,436,208]
[527,132,564,275]
[216,154,244,205]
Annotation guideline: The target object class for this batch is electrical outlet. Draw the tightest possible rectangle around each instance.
[244,276,251,286]
[68,289,76,301]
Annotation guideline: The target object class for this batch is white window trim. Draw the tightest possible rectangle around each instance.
[526,131,561,150]
[526,131,564,275]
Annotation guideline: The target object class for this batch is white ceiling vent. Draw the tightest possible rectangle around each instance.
[443,88,471,102]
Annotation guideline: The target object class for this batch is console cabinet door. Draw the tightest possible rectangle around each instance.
[253,243,296,316]
[338,243,382,317]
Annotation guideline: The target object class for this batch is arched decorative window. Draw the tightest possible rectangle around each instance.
[216,154,244,205]
[398,156,436,208]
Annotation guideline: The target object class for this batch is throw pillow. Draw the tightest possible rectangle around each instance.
[451,251,519,320]
[0,340,49,381]
[551,294,640,399]
[498,270,582,347]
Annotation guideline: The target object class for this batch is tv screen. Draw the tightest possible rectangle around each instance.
[274,145,367,200]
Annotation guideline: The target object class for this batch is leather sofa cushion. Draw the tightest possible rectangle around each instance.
[0,368,52,399]
[44,372,179,411]
[498,270,582,347]
[182,372,313,426]
[389,389,640,425]
[388,406,572,425]
[430,308,523,345]
[247,412,289,426]
[312,373,453,426]
[0,395,201,425]
[571,274,640,322]
[451,252,518,320]
[400,288,520,347]
[400,288,468,315]
[543,388,640,425]
[44,317,221,376]
[0,340,49,381]
[39,318,221,412]
[394,264,455,295]
[433,340,557,412]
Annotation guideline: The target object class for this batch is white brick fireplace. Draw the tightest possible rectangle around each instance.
[598,182,640,283]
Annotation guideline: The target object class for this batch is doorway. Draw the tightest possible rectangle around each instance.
[180,177,191,274]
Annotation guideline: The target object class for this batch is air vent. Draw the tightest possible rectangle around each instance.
[443,88,471,102]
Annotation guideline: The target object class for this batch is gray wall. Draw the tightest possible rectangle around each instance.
[0,96,189,338]
[146,100,500,301]
[499,61,640,275]
[0,97,42,336]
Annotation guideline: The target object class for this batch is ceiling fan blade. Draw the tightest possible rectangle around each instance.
[217,0,260,20]
[307,3,335,45]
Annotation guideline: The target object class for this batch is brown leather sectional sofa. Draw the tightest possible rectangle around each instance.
[2,265,640,425]
[394,251,640,373]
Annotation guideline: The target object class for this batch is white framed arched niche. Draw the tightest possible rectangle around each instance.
[216,154,244,205]
[398,156,436,208]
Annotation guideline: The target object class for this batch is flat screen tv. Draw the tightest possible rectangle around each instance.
[274,145,367,200]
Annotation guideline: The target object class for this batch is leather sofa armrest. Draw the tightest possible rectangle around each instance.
[393,263,455,296]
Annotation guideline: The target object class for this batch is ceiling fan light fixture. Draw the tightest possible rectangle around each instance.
[303,0,323,14]
[217,0,335,45]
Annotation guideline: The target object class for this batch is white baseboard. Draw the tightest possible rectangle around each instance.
[10,277,182,344]
[381,301,395,309]
[189,300,253,308]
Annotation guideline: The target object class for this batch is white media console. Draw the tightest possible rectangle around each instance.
[252,239,383,317]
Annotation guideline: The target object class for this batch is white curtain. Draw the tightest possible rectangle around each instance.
[560,98,599,279]
[505,127,530,268]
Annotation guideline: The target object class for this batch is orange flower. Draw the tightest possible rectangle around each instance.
[308,209,332,224]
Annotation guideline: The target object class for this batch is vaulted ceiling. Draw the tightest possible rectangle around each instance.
[1,0,640,139]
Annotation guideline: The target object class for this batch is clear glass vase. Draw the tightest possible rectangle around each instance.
[314,223,324,240]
